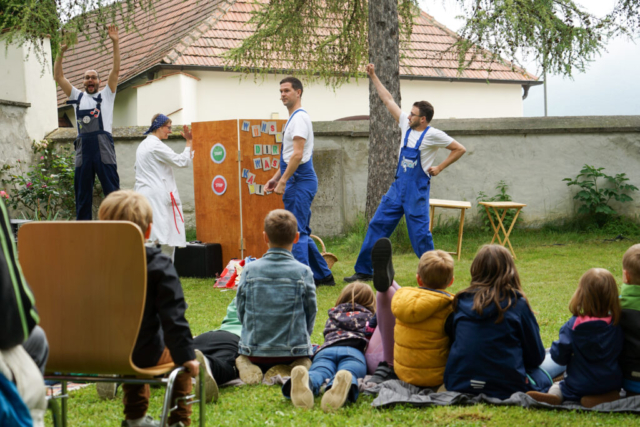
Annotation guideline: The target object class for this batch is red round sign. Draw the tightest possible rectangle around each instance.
[211,175,227,196]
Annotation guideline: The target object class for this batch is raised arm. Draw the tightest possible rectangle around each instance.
[53,44,73,97]
[366,63,402,123]
[107,25,120,93]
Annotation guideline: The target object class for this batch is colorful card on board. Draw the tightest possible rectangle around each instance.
[254,144,262,155]
[242,121,250,132]
[271,158,280,169]
[275,133,283,143]
[263,145,271,155]
[242,168,249,179]
[247,173,256,184]
[248,184,256,195]
[261,121,268,133]
[256,184,264,195]
[251,125,260,137]
[268,122,277,135]
[253,158,262,169]
[272,145,279,155]
[262,158,271,170]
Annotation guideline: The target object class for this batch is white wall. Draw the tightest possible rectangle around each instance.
[0,39,27,103]
[134,73,199,127]
[113,86,137,128]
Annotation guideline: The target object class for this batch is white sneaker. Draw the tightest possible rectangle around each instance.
[290,366,314,409]
[121,415,160,427]
[321,370,352,412]
[195,349,219,403]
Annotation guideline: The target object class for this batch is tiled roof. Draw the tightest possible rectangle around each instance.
[57,0,537,107]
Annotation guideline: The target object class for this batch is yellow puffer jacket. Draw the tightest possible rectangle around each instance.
[391,287,454,387]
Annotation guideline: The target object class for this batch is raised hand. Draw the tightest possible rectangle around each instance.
[365,63,375,77]
[107,25,119,43]
[180,124,193,141]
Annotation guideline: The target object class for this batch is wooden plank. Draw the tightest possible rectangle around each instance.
[239,119,286,258]
[192,120,241,266]
[430,199,472,209]
[479,201,527,208]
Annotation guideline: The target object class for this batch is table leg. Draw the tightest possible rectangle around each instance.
[457,208,465,261]
[493,207,509,246]
[485,205,502,245]
[430,205,435,233]
[502,207,523,259]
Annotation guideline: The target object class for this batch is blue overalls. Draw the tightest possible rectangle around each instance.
[280,109,332,281]
[67,93,120,220]
[354,126,435,275]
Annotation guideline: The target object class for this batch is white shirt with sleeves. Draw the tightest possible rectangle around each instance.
[398,111,454,173]
[69,85,116,134]
[134,135,193,247]
[282,109,314,164]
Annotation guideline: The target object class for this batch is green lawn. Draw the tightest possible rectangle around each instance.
[51,227,640,426]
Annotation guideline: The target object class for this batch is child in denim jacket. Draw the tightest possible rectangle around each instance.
[283,282,375,412]
[236,210,317,384]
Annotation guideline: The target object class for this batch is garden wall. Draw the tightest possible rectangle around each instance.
[46,116,640,237]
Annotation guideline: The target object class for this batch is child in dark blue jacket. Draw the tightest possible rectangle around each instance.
[527,268,623,407]
[444,245,553,399]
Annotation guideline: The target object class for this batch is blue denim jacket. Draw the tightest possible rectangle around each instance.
[236,248,317,357]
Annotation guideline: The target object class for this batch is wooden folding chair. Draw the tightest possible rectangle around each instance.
[18,221,205,427]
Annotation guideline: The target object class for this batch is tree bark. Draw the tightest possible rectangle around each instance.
[366,0,401,223]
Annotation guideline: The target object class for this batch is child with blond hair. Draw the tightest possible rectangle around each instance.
[621,244,640,397]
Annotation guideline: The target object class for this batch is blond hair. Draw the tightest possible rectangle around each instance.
[335,282,376,314]
[569,268,621,325]
[623,244,640,284]
[264,209,297,246]
[418,250,454,289]
[98,190,153,234]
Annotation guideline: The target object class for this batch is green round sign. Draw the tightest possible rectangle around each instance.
[210,143,226,164]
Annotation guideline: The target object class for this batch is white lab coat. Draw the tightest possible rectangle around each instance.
[134,135,193,247]
[0,346,46,427]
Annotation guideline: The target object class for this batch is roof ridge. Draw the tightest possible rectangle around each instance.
[162,0,238,64]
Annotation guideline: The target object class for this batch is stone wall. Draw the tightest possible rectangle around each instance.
[46,116,640,236]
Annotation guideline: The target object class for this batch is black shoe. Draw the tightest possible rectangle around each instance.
[343,273,373,283]
[368,362,398,385]
[315,274,336,287]
[372,238,394,293]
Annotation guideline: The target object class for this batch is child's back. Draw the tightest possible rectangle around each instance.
[619,244,640,394]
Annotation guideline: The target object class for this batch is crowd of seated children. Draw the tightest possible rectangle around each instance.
[283,282,376,412]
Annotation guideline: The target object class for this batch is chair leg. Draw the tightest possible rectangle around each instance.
[47,397,60,427]
[159,367,185,427]
[61,380,67,427]
[199,367,205,427]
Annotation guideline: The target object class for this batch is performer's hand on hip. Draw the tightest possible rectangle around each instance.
[427,165,442,176]
[107,25,119,43]
[365,63,376,77]
[274,181,286,195]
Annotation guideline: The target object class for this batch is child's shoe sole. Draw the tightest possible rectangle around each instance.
[321,370,352,412]
[372,238,394,293]
[526,391,562,405]
[235,355,263,385]
[195,349,219,403]
[290,366,314,409]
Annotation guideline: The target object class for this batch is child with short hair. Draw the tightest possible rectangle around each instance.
[618,245,640,397]
[284,282,376,412]
[99,190,198,427]
[444,245,553,399]
[235,209,317,384]
[391,249,455,387]
[527,268,623,407]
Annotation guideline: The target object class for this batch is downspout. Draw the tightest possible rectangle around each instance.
[522,84,531,100]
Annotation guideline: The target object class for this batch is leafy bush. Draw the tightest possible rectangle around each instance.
[476,180,520,232]
[563,165,638,227]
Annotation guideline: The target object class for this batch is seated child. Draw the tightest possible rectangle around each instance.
[527,268,623,407]
[621,244,640,397]
[98,190,199,427]
[235,209,317,384]
[283,282,376,412]
[392,249,454,388]
[444,245,552,399]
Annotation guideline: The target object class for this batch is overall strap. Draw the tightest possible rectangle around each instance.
[283,109,306,134]
[414,126,430,150]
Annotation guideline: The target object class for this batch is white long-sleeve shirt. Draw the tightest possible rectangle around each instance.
[134,135,193,247]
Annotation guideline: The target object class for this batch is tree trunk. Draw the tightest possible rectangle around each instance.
[366,0,401,223]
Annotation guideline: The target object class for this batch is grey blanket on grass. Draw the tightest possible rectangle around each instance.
[366,380,640,413]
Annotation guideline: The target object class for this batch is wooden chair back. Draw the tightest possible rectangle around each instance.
[18,221,147,376]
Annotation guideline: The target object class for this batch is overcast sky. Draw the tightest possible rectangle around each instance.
[417,0,640,117]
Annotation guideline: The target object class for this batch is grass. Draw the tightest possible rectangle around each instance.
[50,225,640,426]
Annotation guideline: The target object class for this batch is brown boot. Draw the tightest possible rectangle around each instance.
[580,390,620,408]
[526,391,562,405]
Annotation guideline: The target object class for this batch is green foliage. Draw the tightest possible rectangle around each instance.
[563,164,638,227]
[476,180,520,232]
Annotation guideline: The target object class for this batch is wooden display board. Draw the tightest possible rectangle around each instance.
[192,119,286,266]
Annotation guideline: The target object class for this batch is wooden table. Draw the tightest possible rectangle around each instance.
[478,201,526,259]
[429,199,472,261]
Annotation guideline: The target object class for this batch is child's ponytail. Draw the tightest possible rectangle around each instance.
[335,282,376,314]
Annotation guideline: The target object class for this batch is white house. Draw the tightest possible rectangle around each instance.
[56,0,540,127]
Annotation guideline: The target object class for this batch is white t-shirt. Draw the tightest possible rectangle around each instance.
[398,111,454,173]
[69,85,116,134]
[282,109,314,164]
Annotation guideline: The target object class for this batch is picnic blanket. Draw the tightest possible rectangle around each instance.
[366,380,640,413]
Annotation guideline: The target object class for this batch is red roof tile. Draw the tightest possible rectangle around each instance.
[57,0,537,107]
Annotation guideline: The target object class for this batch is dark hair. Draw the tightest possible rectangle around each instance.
[454,245,530,324]
[569,268,621,325]
[264,209,297,246]
[413,101,434,122]
[280,76,303,96]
